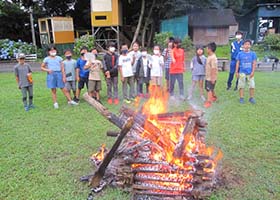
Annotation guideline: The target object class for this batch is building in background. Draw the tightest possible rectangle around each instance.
[38,17,75,53]
[238,3,280,43]
[188,9,237,45]
[160,9,237,45]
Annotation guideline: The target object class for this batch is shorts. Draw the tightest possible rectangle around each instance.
[88,80,102,92]
[47,71,65,89]
[165,68,170,80]
[78,77,89,89]
[150,76,162,86]
[192,75,205,81]
[205,80,216,92]
[65,81,76,91]
[238,73,255,89]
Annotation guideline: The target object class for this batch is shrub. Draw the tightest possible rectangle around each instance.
[153,32,173,49]
[181,35,193,50]
[0,39,36,60]
[263,34,280,50]
[74,35,95,55]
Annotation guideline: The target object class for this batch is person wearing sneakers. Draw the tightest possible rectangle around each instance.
[119,43,135,104]
[75,47,90,103]
[103,42,119,105]
[41,46,78,108]
[14,53,34,111]
[84,53,103,103]
[204,42,218,108]
[235,39,257,104]
[62,49,77,98]
[135,48,151,97]
[188,46,206,102]
[227,31,243,91]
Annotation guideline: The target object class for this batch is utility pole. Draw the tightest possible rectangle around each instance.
[29,7,37,50]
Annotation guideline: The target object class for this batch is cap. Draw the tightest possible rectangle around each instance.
[17,53,26,59]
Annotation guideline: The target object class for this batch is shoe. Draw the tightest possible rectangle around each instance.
[114,98,119,105]
[54,102,59,109]
[179,95,185,101]
[107,98,113,104]
[28,104,35,109]
[212,95,218,102]
[124,99,131,104]
[226,87,231,90]
[144,93,150,98]
[170,95,176,101]
[239,98,245,104]
[187,95,192,101]
[24,106,29,111]
[200,95,206,102]
[73,97,79,103]
[204,101,212,108]
[138,93,144,98]
[68,100,78,105]
[249,97,256,104]
[234,87,238,91]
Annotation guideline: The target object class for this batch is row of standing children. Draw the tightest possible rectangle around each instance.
[14,33,256,111]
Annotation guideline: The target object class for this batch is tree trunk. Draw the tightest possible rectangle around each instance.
[130,0,145,48]
[147,19,155,47]
[141,0,156,47]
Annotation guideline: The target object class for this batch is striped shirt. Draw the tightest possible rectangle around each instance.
[162,48,172,69]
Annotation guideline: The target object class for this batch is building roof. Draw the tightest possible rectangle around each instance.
[188,9,237,27]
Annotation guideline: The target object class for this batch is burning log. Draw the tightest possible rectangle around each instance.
[82,90,223,199]
[89,117,133,187]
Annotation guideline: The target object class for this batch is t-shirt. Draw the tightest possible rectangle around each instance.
[118,55,134,78]
[43,56,63,71]
[162,48,172,69]
[150,55,164,77]
[143,58,148,77]
[128,51,141,73]
[76,58,89,78]
[191,55,206,76]
[236,51,257,75]
[14,63,32,87]
[170,48,185,74]
[87,60,103,81]
[205,54,218,81]
[63,59,77,81]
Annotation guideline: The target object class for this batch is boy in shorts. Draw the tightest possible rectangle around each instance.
[14,53,34,111]
[204,42,218,108]
[235,39,257,104]
[75,47,89,102]
[62,49,77,98]
[84,55,103,102]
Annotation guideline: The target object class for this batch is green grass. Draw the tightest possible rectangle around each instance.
[0,71,280,200]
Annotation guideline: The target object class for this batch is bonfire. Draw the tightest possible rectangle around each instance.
[81,88,223,200]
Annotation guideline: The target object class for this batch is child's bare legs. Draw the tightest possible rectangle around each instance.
[95,91,100,101]
[239,88,244,99]
[199,80,204,96]
[76,88,81,100]
[188,80,196,99]
[51,88,57,103]
[61,88,73,101]
[249,88,254,98]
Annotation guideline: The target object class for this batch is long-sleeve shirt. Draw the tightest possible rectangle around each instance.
[231,40,243,60]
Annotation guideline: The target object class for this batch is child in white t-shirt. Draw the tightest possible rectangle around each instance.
[150,45,164,88]
[118,44,135,103]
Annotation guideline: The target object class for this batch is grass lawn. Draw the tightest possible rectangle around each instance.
[0,70,280,200]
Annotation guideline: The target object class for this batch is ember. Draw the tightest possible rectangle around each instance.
[82,89,223,200]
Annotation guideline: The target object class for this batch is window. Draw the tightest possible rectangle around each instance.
[206,28,217,36]
[40,21,47,32]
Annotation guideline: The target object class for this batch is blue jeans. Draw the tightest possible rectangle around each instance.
[170,73,184,96]
[227,60,238,88]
